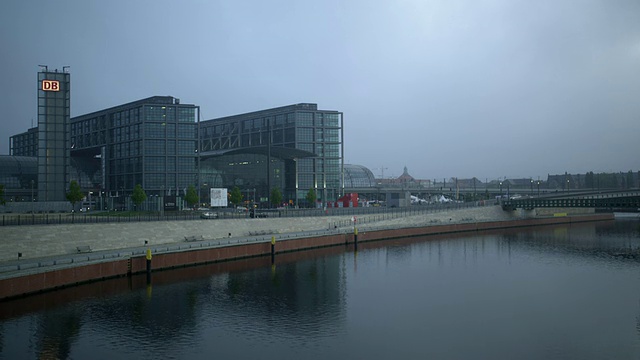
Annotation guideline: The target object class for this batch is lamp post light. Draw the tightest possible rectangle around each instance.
[530,179,533,195]
[537,181,540,197]
[499,181,503,199]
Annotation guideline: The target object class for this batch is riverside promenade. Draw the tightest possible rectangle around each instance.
[1,205,537,263]
[0,205,610,300]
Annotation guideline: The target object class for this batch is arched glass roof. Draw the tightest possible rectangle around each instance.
[0,156,37,175]
[0,155,37,190]
[343,164,377,188]
[199,146,315,160]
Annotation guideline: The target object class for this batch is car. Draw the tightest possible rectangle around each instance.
[200,212,218,219]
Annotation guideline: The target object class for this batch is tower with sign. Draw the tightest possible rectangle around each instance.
[37,66,70,201]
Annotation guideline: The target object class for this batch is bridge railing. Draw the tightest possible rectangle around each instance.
[502,195,640,210]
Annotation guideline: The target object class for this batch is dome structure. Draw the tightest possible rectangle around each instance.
[343,164,377,188]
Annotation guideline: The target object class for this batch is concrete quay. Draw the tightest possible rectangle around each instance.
[1,205,534,262]
[0,206,502,265]
[0,206,609,300]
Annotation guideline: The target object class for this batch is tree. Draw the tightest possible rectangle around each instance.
[131,184,147,211]
[305,188,316,208]
[185,185,198,209]
[66,180,84,211]
[585,171,594,189]
[0,184,6,205]
[229,186,244,207]
[270,188,282,208]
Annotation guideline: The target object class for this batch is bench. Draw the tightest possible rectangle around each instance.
[76,245,92,253]
[184,235,204,242]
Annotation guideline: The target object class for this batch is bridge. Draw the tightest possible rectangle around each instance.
[501,190,640,211]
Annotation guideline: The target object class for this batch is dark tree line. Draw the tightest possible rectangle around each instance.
[583,171,638,189]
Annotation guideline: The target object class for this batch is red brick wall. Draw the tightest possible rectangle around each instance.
[0,213,613,300]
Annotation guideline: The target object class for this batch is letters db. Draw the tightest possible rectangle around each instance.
[42,80,60,91]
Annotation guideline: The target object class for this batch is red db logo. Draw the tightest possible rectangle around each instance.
[42,80,60,91]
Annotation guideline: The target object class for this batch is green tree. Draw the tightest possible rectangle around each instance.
[229,186,244,207]
[305,188,316,208]
[131,184,147,211]
[185,185,199,208]
[0,184,6,205]
[270,188,282,208]
[66,180,84,211]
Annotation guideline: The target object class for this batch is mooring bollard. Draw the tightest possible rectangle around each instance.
[146,248,152,274]
[271,236,276,263]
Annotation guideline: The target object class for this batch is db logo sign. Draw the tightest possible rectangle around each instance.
[42,80,60,91]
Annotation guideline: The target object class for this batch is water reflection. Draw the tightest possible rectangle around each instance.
[36,308,82,359]
[1,220,640,359]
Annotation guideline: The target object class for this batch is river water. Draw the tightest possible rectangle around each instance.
[1,219,640,359]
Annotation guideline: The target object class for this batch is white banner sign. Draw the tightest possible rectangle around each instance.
[210,188,228,207]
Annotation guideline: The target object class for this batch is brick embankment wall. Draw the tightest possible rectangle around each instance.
[0,212,613,301]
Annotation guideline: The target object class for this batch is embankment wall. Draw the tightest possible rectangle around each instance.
[0,213,613,300]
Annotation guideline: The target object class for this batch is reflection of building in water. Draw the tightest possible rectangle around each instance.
[83,280,203,344]
[23,256,346,354]
[498,221,639,258]
[35,308,82,360]
[217,256,347,337]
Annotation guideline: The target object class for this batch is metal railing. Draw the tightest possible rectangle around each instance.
[0,201,493,227]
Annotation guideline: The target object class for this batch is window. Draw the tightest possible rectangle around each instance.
[177,124,194,138]
[145,123,165,138]
[296,128,313,142]
[297,112,313,126]
[145,140,165,154]
[178,108,195,123]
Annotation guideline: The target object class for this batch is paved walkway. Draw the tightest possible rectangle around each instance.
[0,205,587,279]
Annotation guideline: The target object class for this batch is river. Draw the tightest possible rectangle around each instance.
[1,219,640,359]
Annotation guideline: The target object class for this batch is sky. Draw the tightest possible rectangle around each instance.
[1,0,639,181]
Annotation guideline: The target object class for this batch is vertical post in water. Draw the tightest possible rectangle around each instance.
[354,226,358,252]
[146,248,152,275]
[271,236,276,264]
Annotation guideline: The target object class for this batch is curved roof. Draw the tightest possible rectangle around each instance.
[199,146,315,160]
[343,164,377,188]
[0,155,37,175]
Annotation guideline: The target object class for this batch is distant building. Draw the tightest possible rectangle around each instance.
[378,166,416,185]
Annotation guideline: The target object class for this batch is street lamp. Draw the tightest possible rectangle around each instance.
[499,181,503,199]
[530,179,533,195]
[537,181,540,197]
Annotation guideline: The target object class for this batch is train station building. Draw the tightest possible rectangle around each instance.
[5,68,347,210]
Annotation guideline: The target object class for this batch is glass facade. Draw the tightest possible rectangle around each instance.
[0,155,37,201]
[9,128,38,157]
[199,103,343,207]
[70,96,198,197]
[7,93,350,209]
[37,70,70,201]
[343,164,377,188]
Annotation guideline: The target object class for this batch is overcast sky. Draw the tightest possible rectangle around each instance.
[1,0,639,181]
